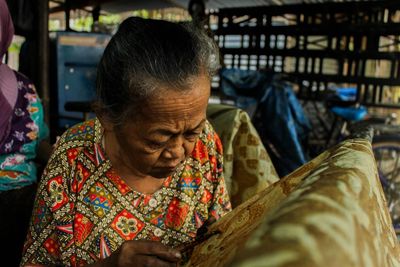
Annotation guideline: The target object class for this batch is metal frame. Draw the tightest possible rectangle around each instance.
[210,0,400,108]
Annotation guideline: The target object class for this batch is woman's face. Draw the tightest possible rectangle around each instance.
[112,73,211,179]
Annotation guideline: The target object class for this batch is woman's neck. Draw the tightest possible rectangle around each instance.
[103,130,165,195]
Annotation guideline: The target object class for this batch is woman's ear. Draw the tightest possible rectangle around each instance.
[92,102,115,132]
[97,115,114,132]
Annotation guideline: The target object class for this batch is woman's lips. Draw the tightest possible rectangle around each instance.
[156,160,184,173]
[162,166,177,171]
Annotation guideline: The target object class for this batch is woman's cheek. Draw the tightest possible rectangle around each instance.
[184,142,196,157]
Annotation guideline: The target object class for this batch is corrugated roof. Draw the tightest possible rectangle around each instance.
[171,0,374,10]
[49,0,378,14]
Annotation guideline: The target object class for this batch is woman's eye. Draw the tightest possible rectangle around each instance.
[147,140,167,149]
[185,132,200,141]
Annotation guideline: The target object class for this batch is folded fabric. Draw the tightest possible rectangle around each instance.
[184,137,400,267]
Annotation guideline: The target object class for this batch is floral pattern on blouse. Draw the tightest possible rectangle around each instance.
[0,71,48,191]
[21,118,231,266]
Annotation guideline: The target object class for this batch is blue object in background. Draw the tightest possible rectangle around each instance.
[333,87,357,102]
[220,68,311,177]
[218,68,272,110]
[52,32,111,129]
[330,106,367,122]
[328,87,367,122]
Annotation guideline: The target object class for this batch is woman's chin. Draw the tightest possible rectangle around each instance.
[149,167,177,179]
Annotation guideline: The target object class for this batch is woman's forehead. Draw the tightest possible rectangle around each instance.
[147,118,207,136]
[140,75,210,117]
[119,73,210,133]
[137,100,208,131]
[123,111,206,138]
[146,92,208,114]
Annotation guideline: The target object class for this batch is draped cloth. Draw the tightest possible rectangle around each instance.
[207,104,279,208]
[184,136,400,267]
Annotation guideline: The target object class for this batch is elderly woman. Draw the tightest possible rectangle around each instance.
[21,17,231,266]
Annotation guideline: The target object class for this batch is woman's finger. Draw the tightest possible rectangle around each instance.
[137,255,177,267]
[130,241,182,262]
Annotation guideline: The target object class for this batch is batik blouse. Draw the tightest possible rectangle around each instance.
[21,118,232,266]
[0,71,48,191]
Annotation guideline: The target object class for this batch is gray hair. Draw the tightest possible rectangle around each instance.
[95,17,220,125]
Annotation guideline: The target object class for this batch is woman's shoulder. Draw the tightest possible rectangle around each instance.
[201,120,215,135]
[199,120,222,149]
[13,70,31,83]
[13,70,35,91]
[54,118,101,152]
[45,118,101,172]
[192,119,223,160]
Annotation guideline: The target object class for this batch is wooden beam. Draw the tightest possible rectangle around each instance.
[38,0,50,124]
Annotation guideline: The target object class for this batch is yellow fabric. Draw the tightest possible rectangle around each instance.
[185,137,400,267]
[207,104,279,208]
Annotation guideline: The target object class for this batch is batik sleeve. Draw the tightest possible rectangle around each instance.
[20,142,72,266]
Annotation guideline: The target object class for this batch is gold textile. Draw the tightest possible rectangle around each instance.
[185,137,400,267]
[207,104,279,208]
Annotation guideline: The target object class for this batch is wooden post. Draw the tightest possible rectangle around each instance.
[38,0,50,125]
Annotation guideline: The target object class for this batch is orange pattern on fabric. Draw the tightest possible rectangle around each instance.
[21,118,231,266]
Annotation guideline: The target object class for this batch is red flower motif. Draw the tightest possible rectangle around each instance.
[44,235,60,258]
[111,210,144,240]
[106,170,131,195]
[165,198,189,230]
[191,140,209,164]
[74,213,94,246]
[201,189,213,204]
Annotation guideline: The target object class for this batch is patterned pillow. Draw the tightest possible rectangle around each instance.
[207,104,279,208]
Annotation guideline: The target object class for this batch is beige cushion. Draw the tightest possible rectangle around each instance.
[207,104,279,208]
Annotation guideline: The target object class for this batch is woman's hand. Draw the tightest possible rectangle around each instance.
[90,240,182,267]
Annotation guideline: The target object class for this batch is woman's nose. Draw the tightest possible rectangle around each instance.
[162,138,185,161]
